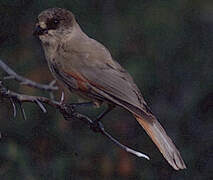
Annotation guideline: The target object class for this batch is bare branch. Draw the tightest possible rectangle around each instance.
[0,59,58,91]
[0,60,150,160]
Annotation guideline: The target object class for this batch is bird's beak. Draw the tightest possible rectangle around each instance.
[33,24,48,36]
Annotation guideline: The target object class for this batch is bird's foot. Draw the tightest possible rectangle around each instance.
[59,91,65,105]
[89,120,104,133]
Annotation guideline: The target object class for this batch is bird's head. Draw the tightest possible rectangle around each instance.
[34,8,75,41]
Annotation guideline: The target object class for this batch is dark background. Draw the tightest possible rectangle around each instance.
[0,0,212,179]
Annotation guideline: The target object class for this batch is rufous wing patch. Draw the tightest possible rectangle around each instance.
[63,71,90,92]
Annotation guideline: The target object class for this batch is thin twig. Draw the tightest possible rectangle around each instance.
[0,59,58,91]
[100,125,150,159]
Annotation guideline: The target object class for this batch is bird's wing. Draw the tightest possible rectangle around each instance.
[78,59,152,118]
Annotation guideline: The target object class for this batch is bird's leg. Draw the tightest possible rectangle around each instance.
[90,104,115,132]
[60,101,94,120]
[96,104,115,122]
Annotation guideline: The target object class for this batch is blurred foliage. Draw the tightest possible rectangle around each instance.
[0,0,213,179]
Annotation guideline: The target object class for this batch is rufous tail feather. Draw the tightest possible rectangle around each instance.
[135,115,186,170]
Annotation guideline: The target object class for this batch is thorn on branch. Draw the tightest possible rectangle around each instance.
[60,91,65,104]
[10,98,17,117]
[35,99,47,113]
[18,102,27,120]
[49,79,56,86]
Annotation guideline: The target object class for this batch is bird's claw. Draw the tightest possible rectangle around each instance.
[90,121,104,133]
[60,91,65,105]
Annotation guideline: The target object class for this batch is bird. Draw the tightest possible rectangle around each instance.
[34,8,186,170]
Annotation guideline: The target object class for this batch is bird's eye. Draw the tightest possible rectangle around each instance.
[46,18,60,30]
[53,19,59,25]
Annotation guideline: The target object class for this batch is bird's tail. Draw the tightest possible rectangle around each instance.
[134,115,186,170]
